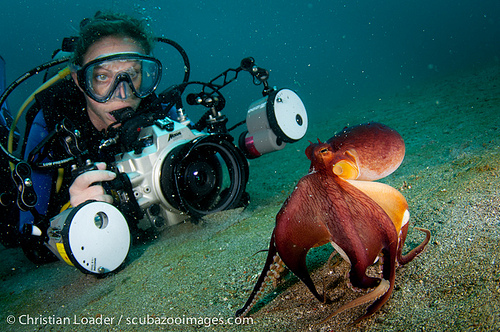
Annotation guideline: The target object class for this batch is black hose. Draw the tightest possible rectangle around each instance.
[155,37,191,84]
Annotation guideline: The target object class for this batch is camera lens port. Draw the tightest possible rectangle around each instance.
[160,134,249,218]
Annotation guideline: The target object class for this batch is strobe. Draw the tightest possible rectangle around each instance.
[46,201,130,274]
[239,89,308,158]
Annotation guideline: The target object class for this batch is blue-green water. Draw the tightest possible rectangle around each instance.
[1,2,499,331]
[1,0,499,122]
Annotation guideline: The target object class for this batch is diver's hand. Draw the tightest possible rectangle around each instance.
[69,162,116,207]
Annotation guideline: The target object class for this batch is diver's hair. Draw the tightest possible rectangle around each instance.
[72,11,154,66]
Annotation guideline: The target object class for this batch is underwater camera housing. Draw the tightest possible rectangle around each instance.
[109,117,250,231]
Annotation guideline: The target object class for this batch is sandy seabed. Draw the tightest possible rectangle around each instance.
[1,62,499,332]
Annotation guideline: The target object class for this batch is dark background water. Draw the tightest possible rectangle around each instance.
[1,0,499,125]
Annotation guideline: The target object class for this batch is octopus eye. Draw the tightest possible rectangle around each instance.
[320,148,329,154]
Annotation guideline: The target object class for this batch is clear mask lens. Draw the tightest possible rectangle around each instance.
[78,53,162,103]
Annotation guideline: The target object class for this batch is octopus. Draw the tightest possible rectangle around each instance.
[236,122,431,323]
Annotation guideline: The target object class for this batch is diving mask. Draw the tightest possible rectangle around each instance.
[75,53,162,103]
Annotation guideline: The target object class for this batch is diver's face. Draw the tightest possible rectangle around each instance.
[73,36,145,131]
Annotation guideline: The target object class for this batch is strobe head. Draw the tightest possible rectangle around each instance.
[47,201,130,274]
[239,88,308,159]
[160,134,249,218]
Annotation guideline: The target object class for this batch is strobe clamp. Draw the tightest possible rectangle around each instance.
[12,161,37,212]
[240,57,273,96]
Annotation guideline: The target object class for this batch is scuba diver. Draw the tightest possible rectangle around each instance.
[0,11,308,273]
[15,11,166,263]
